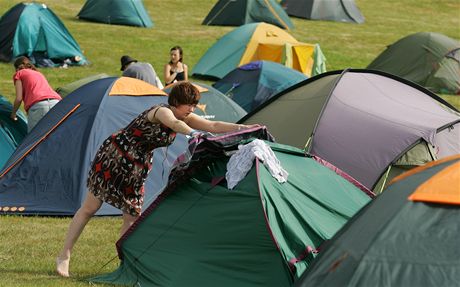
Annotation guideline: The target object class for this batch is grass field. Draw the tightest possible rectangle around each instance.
[0,0,459,286]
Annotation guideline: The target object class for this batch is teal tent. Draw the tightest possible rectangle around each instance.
[203,0,294,30]
[0,2,87,65]
[0,95,27,169]
[214,61,307,112]
[77,0,153,28]
[91,132,371,286]
[367,32,460,94]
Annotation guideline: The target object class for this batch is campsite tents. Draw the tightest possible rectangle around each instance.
[202,0,294,30]
[240,69,460,192]
[296,155,460,287]
[280,0,364,24]
[0,95,27,169]
[213,61,307,112]
[0,78,246,216]
[56,73,110,97]
[77,0,153,28]
[367,32,460,94]
[192,22,326,79]
[0,2,87,65]
[90,133,372,286]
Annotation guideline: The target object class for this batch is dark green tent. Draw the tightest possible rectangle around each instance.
[77,0,153,28]
[296,154,460,287]
[91,133,371,286]
[280,0,364,24]
[368,32,460,94]
[0,2,87,65]
[56,73,110,97]
[203,0,294,30]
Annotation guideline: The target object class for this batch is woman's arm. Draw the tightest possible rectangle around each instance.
[148,107,194,135]
[184,113,259,133]
[164,64,176,84]
[11,80,23,120]
[183,64,188,81]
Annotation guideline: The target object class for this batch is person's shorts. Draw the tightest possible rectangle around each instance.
[27,99,59,132]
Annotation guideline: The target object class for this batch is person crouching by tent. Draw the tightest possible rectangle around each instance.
[120,55,164,88]
[56,81,259,277]
[10,56,62,132]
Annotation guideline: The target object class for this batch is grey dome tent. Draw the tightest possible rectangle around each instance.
[367,32,460,94]
[240,69,460,193]
[280,0,364,24]
[77,0,153,28]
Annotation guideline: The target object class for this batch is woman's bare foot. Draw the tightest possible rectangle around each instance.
[56,256,70,277]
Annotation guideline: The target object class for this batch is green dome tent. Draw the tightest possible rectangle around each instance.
[77,0,153,28]
[56,73,110,98]
[90,132,371,286]
[367,32,460,94]
[203,0,294,30]
[296,155,460,287]
[280,0,364,24]
[0,2,87,65]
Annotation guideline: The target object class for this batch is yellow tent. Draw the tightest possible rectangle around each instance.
[192,23,326,79]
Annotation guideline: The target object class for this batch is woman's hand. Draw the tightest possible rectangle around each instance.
[10,112,17,121]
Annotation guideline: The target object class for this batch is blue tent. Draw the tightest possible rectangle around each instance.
[0,77,246,216]
[0,95,27,169]
[0,2,87,65]
[214,61,307,112]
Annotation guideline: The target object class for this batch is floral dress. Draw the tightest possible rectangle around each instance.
[87,104,176,216]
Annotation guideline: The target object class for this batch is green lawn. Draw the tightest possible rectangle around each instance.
[0,0,459,286]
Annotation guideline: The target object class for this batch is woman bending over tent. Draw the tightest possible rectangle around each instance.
[10,56,62,132]
[56,81,259,277]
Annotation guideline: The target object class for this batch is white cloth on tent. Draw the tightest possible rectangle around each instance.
[226,139,288,189]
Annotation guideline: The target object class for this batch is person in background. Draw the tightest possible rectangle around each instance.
[164,46,188,86]
[121,55,163,88]
[10,56,62,132]
[56,81,259,278]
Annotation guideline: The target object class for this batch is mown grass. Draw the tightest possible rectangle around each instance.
[0,0,459,286]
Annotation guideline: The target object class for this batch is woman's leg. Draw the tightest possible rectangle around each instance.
[56,192,102,277]
[120,212,140,237]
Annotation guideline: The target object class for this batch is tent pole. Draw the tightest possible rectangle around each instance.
[378,165,392,194]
